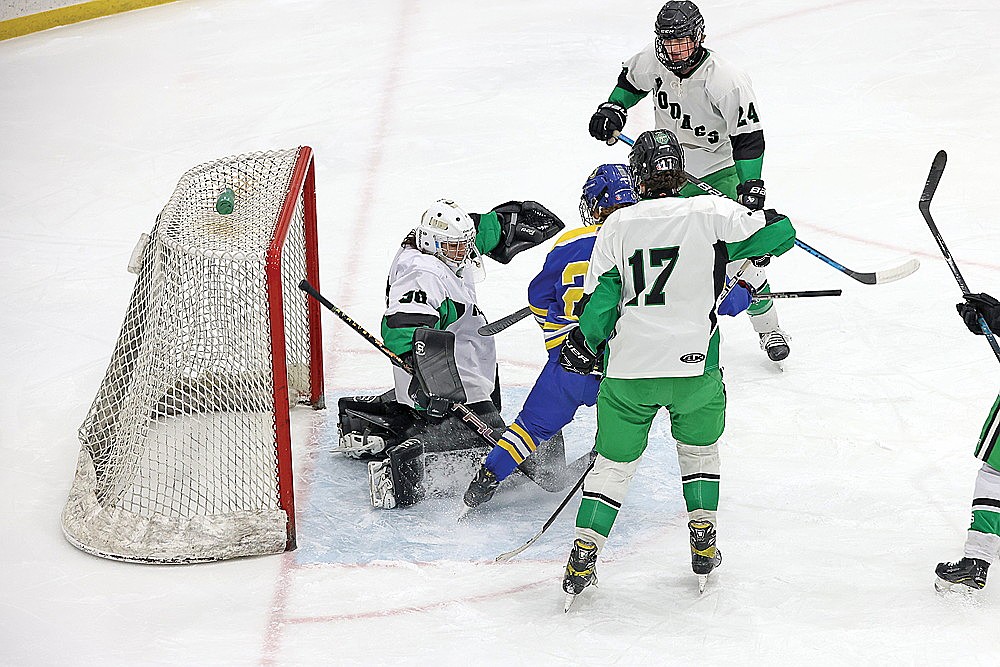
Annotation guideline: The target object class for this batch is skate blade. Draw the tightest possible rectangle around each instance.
[456,503,482,523]
[564,592,579,612]
[934,577,982,596]
[697,574,709,593]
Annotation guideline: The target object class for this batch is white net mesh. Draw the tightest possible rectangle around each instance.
[62,147,321,563]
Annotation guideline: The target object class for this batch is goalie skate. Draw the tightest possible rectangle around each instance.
[336,432,387,459]
[934,557,989,593]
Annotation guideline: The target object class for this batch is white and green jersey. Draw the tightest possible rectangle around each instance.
[613,45,763,180]
[579,195,795,378]
[382,246,496,407]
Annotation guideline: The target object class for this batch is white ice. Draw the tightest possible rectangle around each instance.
[3,0,1000,664]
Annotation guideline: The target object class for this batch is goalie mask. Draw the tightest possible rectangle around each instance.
[415,199,481,274]
[654,1,706,73]
[579,164,638,225]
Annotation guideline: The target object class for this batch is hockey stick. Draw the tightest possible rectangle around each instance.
[299,280,575,492]
[496,456,596,562]
[475,288,836,336]
[477,306,533,336]
[617,133,920,285]
[752,289,841,301]
[918,151,1000,362]
[479,258,782,339]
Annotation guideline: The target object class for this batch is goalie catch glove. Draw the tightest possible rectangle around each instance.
[485,201,565,264]
[589,102,627,144]
[957,292,1000,334]
[559,326,599,375]
[736,179,766,211]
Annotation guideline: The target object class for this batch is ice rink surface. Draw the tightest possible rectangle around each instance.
[3,0,1000,664]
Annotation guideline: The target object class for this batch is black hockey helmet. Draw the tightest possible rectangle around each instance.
[628,129,686,197]
[654,1,706,72]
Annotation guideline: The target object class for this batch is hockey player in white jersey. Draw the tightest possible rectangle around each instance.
[588,0,790,362]
[558,129,796,608]
[336,198,564,509]
[935,293,1000,592]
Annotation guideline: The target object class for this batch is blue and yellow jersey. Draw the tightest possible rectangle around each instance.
[527,225,601,351]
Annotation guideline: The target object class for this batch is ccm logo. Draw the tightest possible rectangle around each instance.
[680,353,705,364]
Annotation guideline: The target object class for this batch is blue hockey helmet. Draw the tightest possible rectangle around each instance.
[579,164,638,225]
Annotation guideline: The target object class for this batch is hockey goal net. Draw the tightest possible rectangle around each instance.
[62,146,324,563]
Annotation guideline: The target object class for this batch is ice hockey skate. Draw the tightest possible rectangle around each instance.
[689,520,722,592]
[562,538,599,611]
[463,463,499,509]
[759,328,790,362]
[934,557,989,593]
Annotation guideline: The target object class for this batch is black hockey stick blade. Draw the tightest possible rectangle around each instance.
[915,151,1000,363]
[478,306,532,336]
[919,150,948,216]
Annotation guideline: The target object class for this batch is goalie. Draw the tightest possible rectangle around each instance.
[336,198,565,509]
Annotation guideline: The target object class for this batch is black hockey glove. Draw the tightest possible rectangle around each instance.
[750,255,771,268]
[589,102,627,144]
[957,293,1000,335]
[485,200,565,264]
[736,179,766,211]
[559,326,598,375]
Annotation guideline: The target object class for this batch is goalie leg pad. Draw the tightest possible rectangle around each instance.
[368,438,426,509]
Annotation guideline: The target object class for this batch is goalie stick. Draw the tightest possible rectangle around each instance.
[617,133,920,285]
[918,151,1000,362]
[298,280,580,492]
[477,306,533,336]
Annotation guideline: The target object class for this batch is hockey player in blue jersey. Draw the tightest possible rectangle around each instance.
[462,164,753,508]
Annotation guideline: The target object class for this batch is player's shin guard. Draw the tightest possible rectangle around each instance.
[575,454,639,550]
[368,438,425,509]
[676,442,720,526]
[965,463,1000,563]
